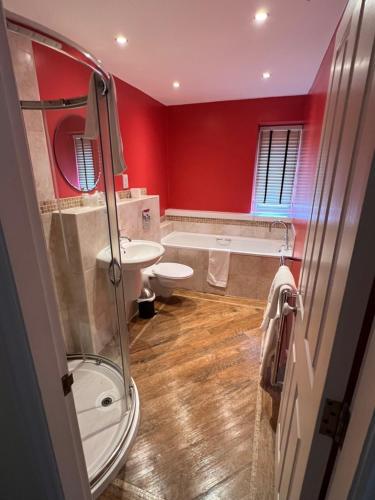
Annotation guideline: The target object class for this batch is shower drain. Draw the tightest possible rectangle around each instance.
[101,396,113,407]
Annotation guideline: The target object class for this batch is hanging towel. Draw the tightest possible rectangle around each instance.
[260,316,279,390]
[260,284,294,391]
[260,284,292,361]
[84,73,127,174]
[207,249,230,288]
[107,74,127,174]
[84,72,99,140]
[260,265,296,332]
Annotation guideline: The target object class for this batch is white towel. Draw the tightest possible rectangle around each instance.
[260,265,296,332]
[207,249,230,288]
[84,73,127,175]
[84,72,99,139]
[260,283,295,391]
[107,75,127,174]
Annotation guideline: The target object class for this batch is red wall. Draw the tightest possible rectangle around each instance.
[114,77,168,214]
[32,39,333,224]
[291,37,335,280]
[33,43,168,214]
[166,95,308,212]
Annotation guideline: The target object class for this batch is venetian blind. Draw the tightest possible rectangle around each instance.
[73,135,96,192]
[253,126,302,215]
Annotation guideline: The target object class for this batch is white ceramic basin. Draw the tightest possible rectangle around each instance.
[96,240,165,271]
[120,240,165,270]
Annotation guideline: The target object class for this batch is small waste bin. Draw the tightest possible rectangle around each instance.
[137,287,156,319]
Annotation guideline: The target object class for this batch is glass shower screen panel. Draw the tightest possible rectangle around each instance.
[7,30,134,490]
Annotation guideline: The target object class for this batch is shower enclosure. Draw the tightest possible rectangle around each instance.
[6,12,139,497]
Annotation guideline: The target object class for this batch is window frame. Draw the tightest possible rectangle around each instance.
[251,124,303,217]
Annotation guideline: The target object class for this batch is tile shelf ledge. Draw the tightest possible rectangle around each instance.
[165,209,293,224]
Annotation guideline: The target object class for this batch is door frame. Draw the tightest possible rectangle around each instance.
[299,0,375,494]
[327,315,375,499]
[276,0,375,496]
[0,2,91,498]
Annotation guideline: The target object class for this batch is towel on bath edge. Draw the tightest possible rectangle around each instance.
[207,249,230,288]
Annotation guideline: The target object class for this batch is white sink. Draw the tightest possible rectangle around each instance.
[120,240,165,270]
[96,240,165,271]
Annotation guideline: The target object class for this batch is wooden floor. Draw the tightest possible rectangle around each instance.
[100,290,274,500]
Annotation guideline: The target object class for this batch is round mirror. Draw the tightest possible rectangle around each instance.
[53,114,101,192]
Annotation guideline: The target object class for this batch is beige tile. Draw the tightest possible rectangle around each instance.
[22,109,46,133]
[161,247,179,262]
[160,221,174,240]
[9,32,55,203]
[117,197,161,242]
[84,267,118,354]
[49,212,83,276]
[8,32,39,101]
[177,248,206,292]
[26,130,55,202]
[75,207,109,271]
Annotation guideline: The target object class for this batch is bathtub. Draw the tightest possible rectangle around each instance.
[160,231,293,300]
[161,231,292,257]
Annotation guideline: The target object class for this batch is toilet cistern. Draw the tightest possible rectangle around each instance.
[270,220,290,250]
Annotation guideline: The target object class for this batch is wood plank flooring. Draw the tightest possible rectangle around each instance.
[100,290,274,500]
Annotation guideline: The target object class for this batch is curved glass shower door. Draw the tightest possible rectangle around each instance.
[7,26,139,497]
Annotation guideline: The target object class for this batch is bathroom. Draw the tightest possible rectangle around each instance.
[1,1,375,499]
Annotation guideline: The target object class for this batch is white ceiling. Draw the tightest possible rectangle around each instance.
[4,0,347,105]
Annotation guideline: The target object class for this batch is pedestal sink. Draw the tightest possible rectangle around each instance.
[97,239,165,319]
[119,240,165,270]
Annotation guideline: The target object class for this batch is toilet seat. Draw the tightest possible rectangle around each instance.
[149,262,193,280]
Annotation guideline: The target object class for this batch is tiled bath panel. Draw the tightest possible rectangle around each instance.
[161,247,279,300]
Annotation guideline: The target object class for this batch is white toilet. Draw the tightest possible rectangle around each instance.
[142,262,194,298]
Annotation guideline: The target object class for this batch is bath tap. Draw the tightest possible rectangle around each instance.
[269,220,290,250]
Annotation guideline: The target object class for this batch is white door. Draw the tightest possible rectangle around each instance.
[275,0,375,498]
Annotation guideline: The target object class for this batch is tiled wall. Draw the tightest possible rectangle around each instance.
[38,188,147,214]
[42,195,161,353]
[8,32,54,203]
[117,196,160,243]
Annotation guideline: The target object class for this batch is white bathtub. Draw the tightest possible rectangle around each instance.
[161,231,293,258]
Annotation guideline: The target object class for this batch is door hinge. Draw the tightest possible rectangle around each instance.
[61,372,74,396]
[319,399,350,447]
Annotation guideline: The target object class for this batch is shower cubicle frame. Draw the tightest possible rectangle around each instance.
[4,9,140,498]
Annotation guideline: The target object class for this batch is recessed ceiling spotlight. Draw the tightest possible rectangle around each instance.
[254,10,269,23]
[173,81,181,89]
[262,72,271,79]
[115,35,128,46]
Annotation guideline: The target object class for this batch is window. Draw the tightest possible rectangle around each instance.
[252,125,302,216]
[73,135,97,191]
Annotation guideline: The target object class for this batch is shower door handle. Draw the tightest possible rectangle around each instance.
[108,258,122,287]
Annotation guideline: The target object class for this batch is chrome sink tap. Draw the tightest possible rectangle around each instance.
[121,235,132,242]
[120,235,132,252]
[270,220,290,250]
